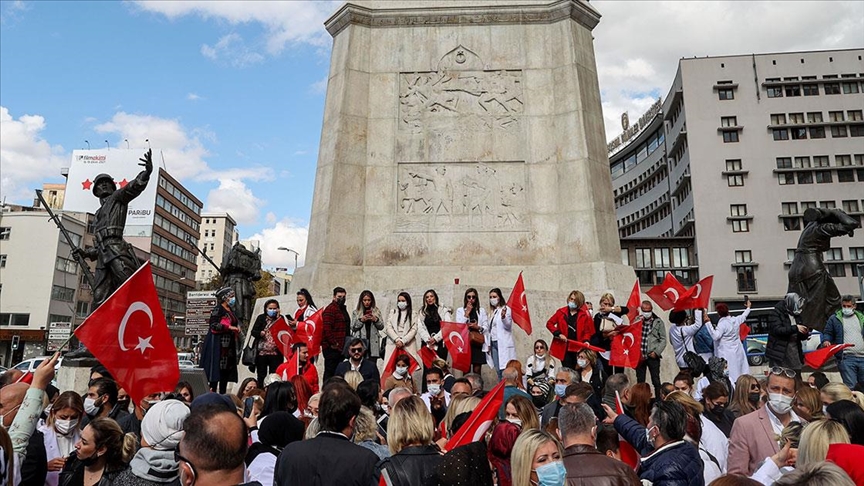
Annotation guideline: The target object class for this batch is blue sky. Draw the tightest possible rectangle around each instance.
[2,1,861,269]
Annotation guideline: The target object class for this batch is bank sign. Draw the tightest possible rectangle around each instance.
[63,149,159,236]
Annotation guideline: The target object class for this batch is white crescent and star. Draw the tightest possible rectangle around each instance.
[693,284,703,299]
[448,331,465,353]
[520,291,528,312]
[472,419,493,441]
[663,288,680,302]
[118,302,154,355]
[276,330,292,347]
[621,333,634,355]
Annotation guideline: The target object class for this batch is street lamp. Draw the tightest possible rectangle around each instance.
[277,247,300,274]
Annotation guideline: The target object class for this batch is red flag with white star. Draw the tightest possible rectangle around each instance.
[506,272,532,335]
[646,273,687,311]
[805,343,853,369]
[626,280,641,322]
[294,308,324,357]
[609,321,642,368]
[380,348,420,389]
[73,262,179,405]
[269,316,296,359]
[440,321,471,373]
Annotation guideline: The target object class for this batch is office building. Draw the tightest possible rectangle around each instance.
[610,48,864,307]
[195,212,238,285]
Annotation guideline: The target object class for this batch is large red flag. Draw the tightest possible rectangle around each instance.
[380,349,420,389]
[615,391,640,470]
[419,345,438,369]
[506,272,532,335]
[74,263,179,405]
[646,273,687,311]
[626,280,641,322]
[441,321,471,373]
[444,381,506,451]
[805,343,853,369]
[609,321,642,368]
[674,276,714,311]
[269,316,296,359]
[295,308,324,357]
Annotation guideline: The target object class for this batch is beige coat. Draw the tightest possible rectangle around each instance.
[384,308,419,364]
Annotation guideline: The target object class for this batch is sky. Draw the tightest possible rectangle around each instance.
[2,1,862,270]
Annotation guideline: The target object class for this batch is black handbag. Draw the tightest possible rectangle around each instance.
[680,328,706,377]
[241,335,257,367]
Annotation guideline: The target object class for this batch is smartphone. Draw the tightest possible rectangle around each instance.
[242,397,254,418]
[744,295,750,304]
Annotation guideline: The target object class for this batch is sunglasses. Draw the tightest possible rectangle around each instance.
[769,366,797,379]
[534,346,546,350]
[349,347,364,353]
[467,295,477,300]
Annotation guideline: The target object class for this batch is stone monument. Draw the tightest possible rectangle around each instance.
[290,0,635,354]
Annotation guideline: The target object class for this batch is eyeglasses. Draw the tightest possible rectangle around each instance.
[349,347,364,353]
[769,367,797,379]
[174,450,197,483]
[750,384,761,391]
[534,346,546,350]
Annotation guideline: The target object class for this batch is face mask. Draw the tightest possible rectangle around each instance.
[79,452,100,467]
[768,393,793,414]
[397,301,407,311]
[507,417,522,427]
[576,359,588,369]
[337,297,346,305]
[710,403,726,415]
[228,297,236,307]
[490,298,499,307]
[723,369,730,377]
[555,384,567,398]
[533,461,566,486]
[532,395,547,408]
[842,308,855,317]
[267,309,278,317]
[0,404,21,428]
[55,418,78,435]
[83,397,102,417]
[823,405,828,415]
[427,384,441,395]
[116,399,131,413]
[395,366,408,377]
[748,392,761,404]
[645,425,657,447]
[567,302,578,310]
[641,311,652,319]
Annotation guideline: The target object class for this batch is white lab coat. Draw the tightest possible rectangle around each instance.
[487,306,516,370]
[707,308,751,383]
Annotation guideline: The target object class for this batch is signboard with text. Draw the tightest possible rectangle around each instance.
[185,291,216,336]
[46,321,72,352]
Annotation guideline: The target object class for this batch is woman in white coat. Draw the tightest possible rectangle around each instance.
[384,292,419,366]
[486,288,515,381]
[19,391,83,486]
[456,288,489,375]
[707,300,752,383]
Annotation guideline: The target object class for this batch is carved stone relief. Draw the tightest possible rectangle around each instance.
[396,161,528,233]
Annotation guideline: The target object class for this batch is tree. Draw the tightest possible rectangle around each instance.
[201,273,222,291]
[254,270,276,299]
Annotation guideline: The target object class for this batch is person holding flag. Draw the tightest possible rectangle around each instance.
[417,289,452,391]
[275,342,319,393]
[546,290,593,369]
[487,288,516,382]
[201,287,242,394]
[456,288,489,376]
[633,300,667,400]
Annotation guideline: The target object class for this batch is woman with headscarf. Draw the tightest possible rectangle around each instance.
[245,411,305,486]
[766,293,811,373]
[201,287,241,394]
[113,400,190,486]
[707,300,751,384]
[694,356,735,402]
[488,421,521,486]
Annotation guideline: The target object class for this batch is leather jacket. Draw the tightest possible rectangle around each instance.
[378,444,443,486]
[562,444,640,486]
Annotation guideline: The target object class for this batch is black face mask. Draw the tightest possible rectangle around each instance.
[79,452,100,467]
[532,395,547,408]
[710,403,727,415]
[748,392,761,404]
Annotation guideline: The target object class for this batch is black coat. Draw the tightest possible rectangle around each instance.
[378,445,443,486]
[765,302,809,366]
[273,432,378,486]
[614,414,704,486]
[335,359,380,384]
[20,430,47,486]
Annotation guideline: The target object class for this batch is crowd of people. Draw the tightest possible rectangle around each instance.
[1,285,863,486]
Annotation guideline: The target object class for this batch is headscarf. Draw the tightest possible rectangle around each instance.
[141,400,189,450]
[245,412,304,465]
[783,293,805,315]
[215,287,234,301]
[707,357,727,382]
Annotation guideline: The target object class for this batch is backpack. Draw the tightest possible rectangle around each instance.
[694,324,714,354]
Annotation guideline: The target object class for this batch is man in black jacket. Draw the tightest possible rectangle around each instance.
[274,383,379,486]
[766,293,810,373]
[335,338,381,383]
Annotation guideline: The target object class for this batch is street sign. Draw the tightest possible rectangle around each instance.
[46,321,72,352]
[185,291,216,336]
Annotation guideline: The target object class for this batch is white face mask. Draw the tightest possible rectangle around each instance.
[768,393,793,414]
[641,311,652,319]
[506,418,522,427]
[842,308,855,317]
[427,384,441,395]
[83,397,103,417]
[490,298,499,307]
[395,366,408,377]
[55,418,79,436]
[397,301,407,311]
[576,359,588,369]
[381,404,389,414]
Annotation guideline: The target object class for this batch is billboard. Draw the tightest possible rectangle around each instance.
[63,149,159,237]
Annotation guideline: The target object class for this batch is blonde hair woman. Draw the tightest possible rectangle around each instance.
[504,395,540,430]
[797,419,850,467]
[440,395,480,442]
[380,396,442,484]
[511,429,565,486]
[344,370,363,391]
[820,382,864,409]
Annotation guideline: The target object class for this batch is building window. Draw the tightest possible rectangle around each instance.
[773,129,789,140]
[723,131,739,143]
[824,83,841,95]
[771,113,787,125]
[831,126,848,138]
[849,110,863,121]
[621,249,629,266]
[810,126,826,139]
[801,201,817,211]
[730,204,748,217]
[815,171,833,183]
[735,250,753,263]
[836,155,852,166]
[635,248,651,268]
[785,85,801,97]
[75,301,90,319]
[55,257,77,274]
[0,254,5,268]
[0,313,30,327]
[791,127,807,140]
[824,248,846,277]
[843,200,860,213]
[654,248,671,268]
[797,171,813,184]
[718,88,734,100]
[807,112,823,123]
[672,248,689,268]
[782,202,799,215]
[813,156,830,167]
[726,159,742,171]
[802,84,819,96]
[728,174,744,186]
[829,111,845,122]
[0,227,10,240]
[794,156,811,168]
[732,220,749,232]
[789,113,805,124]
[778,173,795,185]
[850,125,864,137]
[50,285,75,302]
[852,248,864,277]
[48,314,72,324]
[776,157,792,169]
[843,82,860,94]
[721,116,738,127]
[736,266,757,292]
[820,200,836,209]
[786,249,796,263]
[767,86,783,98]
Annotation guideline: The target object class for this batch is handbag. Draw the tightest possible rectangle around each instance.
[469,329,484,345]
[680,327,706,377]
[241,340,257,367]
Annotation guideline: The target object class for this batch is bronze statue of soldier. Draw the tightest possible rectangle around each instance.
[220,242,262,328]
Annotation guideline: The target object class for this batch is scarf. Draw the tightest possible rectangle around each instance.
[640,316,653,357]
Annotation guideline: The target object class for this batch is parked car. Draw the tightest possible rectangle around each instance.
[178,359,197,369]
[11,356,63,374]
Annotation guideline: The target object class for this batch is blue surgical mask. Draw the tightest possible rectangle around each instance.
[267,309,278,318]
[533,461,566,486]
[229,297,236,307]
[567,302,578,310]
[555,384,567,398]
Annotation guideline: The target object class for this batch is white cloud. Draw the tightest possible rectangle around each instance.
[0,0,28,24]
[248,218,309,269]
[186,92,204,101]
[592,0,864,141]
[265,211,277,224]
[309,76,328,95]
[206,178,265,225]
[133,0,339,61]
[95,112,210,180]
[0,106,68,202]
[200,33,264,68]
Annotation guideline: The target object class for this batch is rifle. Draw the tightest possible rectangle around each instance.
[186,236,222,275]
[35,190,96,288]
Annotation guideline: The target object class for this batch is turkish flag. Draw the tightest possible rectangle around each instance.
[615,391,640,470]
[295,308,324,357]
[380,348,420,389]
[609,321,642,368]
[506,272,532,335]
[14,371,33,385]
[441,321,471,373]
[646,273,687,311]
[444,381,506,451]
[269,316,296,359]
[567,340,605,353]
[673,276,714,311]
[626,280,641,322]
[419,345,438,369]
[805,343,853,369]
[73,263,179,405]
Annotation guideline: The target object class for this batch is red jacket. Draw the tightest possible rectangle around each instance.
[546,306,593,360]
[276,357,320,394]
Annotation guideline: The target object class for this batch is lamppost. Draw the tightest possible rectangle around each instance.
[277,247,300,273]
